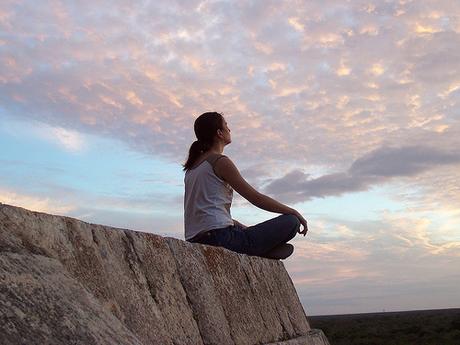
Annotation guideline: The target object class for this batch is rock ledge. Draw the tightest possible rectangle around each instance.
[0,203,329,345]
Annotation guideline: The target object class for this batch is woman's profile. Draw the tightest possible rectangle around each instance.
[183,112,308,260]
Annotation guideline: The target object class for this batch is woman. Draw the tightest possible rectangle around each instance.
[183,112,308,260]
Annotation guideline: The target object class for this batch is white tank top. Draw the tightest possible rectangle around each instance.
[184,153,234,241]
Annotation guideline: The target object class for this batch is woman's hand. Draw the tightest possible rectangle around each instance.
[292,210,308,236]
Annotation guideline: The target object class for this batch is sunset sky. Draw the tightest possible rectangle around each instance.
[1,0,459,315]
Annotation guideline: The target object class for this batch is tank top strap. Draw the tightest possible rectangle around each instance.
[205,153,227,168]
[205,153,227,180]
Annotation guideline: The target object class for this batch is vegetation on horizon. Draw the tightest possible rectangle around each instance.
[309,308,460,345]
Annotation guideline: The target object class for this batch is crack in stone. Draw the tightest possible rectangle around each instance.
[91,228,100,245]
[240,257,274,343]
[203,246,238,345]
[121,231,147,295]
[164,241,205,345]
[254,260,292,342]
[170,241,237,345]
[180,280,205,345]
[169,239,240,345]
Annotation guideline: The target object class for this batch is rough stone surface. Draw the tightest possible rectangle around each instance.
[0,252,143,345]
[265,330,331,345]
[0,203,329,345]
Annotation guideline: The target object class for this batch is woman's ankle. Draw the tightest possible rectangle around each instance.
[261,243,294,260]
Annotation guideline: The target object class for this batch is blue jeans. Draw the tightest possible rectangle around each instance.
[187,214,300,256]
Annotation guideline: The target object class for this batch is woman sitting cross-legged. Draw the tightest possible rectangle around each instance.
[183,112,308,260]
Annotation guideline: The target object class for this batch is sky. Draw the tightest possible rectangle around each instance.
[1,0,459,316]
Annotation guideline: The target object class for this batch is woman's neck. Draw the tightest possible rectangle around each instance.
[208,142,225,154]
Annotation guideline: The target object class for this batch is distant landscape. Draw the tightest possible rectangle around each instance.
[309,308,460,345]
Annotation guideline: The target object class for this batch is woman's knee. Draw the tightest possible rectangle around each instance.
[277,214,300,240]
[282,214,300,230]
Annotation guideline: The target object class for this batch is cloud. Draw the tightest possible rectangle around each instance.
[264,170,372,203]
[47,126,86,152]
[264,145,460,202]
[285,209,460,314]
[349,146,460,177]
[0,180,184,236]
[0,0,459,169]
[0,188,76,215]
[1,115,86,152]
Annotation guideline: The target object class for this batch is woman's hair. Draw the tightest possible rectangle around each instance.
[182,112,224,171]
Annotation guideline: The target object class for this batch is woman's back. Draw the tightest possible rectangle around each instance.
[184,153,234,240]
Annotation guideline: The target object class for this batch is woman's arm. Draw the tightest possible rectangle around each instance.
[215,157,308,235]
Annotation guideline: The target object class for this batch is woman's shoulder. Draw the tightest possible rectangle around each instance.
[186,153,230,172]
[205,153,234,181]
[205,152,230,165]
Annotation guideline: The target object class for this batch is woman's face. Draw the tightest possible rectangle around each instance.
[220,117,232,145]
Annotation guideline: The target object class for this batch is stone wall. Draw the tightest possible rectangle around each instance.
[0,203,329,345]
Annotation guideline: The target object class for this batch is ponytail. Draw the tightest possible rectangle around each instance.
[182,140,212,171]
[182,112,224,171]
